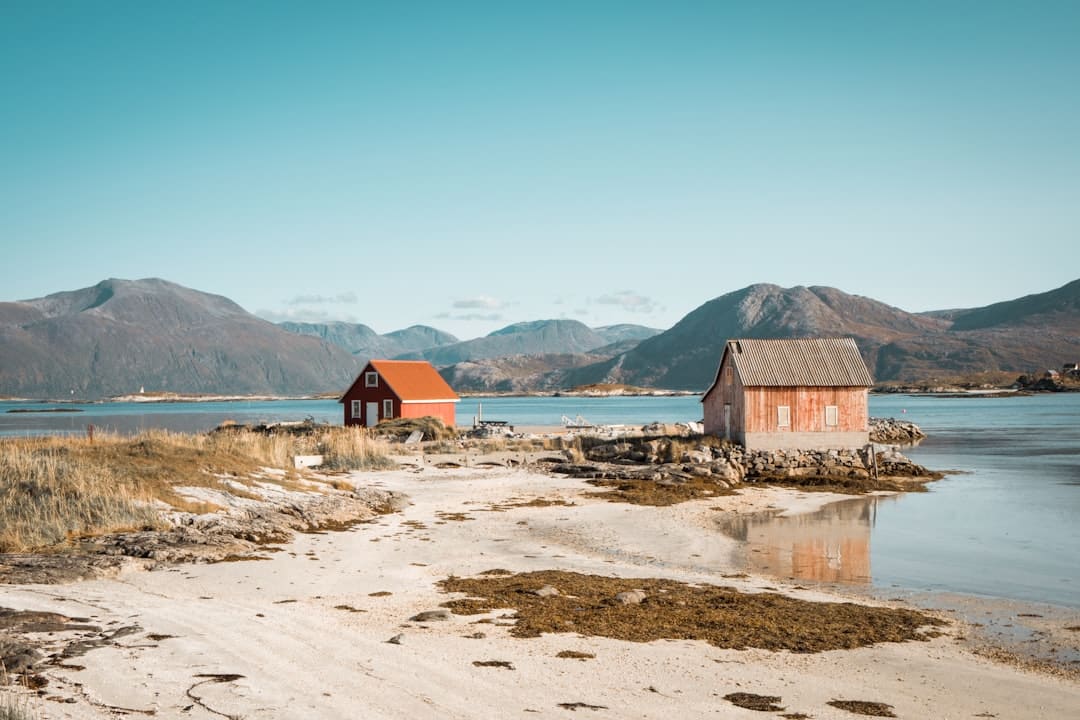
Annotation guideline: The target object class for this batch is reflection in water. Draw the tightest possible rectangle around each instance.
[716,497,897,585]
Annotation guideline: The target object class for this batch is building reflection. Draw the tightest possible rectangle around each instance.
[717,497,884,585]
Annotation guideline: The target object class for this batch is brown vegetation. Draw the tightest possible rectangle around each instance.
[584,477,736,506]
[724,693,785,712]
[827,699,897,717]
[0,427,394,553]
[438,570,945,653]
[370,416,457,442]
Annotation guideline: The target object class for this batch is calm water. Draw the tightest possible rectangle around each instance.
[720,393,1080,610]
[3,392,1078,610]
[0,394,705,437]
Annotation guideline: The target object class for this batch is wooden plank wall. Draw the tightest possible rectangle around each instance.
[743,386,867,434]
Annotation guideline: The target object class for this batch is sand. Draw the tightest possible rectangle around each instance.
[4,464,1078,719]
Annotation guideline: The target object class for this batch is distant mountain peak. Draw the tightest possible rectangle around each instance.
[1,278,360,398]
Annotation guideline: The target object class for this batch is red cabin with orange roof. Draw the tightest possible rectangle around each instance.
[339,360,459,428]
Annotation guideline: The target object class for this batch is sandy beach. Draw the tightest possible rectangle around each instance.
[4,462,1078,719]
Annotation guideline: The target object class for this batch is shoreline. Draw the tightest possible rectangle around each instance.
[2,464,1076,718]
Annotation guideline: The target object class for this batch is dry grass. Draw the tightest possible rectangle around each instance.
[0,427,395,552]
[315,426,397,471]
[371,416,457,442]
[0,439,163,552]
[0,696,39,720]
[439,570,946,653]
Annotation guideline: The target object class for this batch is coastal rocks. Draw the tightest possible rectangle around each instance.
[869,417,926,445]
[0,606,129,684]
[0,552,147,585]
[1,487,406,585]
[0,636,43,674]
[409,609,452,622]
[552,434,938,490]
[79,489,405,565]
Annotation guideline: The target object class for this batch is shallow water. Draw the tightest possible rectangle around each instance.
[716,393,1080,612]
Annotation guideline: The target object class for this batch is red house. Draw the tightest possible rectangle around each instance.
[339,360,459,428]
[702,338,874,451]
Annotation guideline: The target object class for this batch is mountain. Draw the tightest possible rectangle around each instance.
[440,353,611,394]
[279,321,458,360]
[6,278,1076,399]
[592,324,663,345]
[943,278,1080,331]
[400,319,613,366]
[385,325,460,352]
[561,284,946,390]
[875,279,1080,380]
[0,278,362,398]
[561,281,1080,390]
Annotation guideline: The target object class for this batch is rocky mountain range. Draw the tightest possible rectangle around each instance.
[278,321,459,361]
[1,277,1076,398]
[393,320,660,366]
[0,279,363,398]
[558,280,1080,390]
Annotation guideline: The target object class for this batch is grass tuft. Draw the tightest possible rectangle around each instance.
[0,427,396,552]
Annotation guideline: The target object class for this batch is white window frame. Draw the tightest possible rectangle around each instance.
[825,405,839,427]
[383,399,393,419]
[351,400,361,418]
[365,371,378,387]
[777,405,791,428]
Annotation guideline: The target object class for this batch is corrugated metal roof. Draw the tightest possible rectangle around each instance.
[369,360,460,401]
[728,338,873,387]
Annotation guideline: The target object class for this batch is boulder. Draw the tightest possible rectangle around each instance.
[614,590,647,605]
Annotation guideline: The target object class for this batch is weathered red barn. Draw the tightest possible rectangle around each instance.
[339,360,459,428]
[702,338,873,450]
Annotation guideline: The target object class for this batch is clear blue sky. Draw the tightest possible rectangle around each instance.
[3,1,1078,339]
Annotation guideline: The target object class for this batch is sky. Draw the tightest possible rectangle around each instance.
[3,1,1078,340]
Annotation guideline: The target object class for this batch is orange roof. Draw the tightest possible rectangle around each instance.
[364,360,459,402]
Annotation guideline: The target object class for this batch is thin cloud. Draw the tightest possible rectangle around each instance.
[594,291,658,314]
[454,312,504,322]
[257,307,357,323]
[452,295,504,310]
[285,292,358,305]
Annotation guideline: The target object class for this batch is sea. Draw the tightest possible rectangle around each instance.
[3,392,1078,621]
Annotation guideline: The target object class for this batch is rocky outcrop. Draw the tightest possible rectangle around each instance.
[869,417,926,445]
[0,486,407,585]
[549,435,938,490]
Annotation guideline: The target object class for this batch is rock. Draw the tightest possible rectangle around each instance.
[0,638,42,674]
[870,417,926,445]
[409,609,451,622]
[682,450,711,464]
[386,634,404,645]
[614,590,647,605]
[531,585,560,598]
